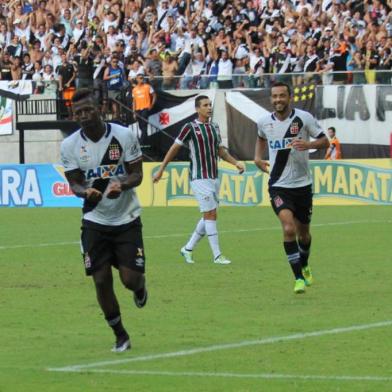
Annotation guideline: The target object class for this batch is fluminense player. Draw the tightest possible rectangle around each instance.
[153,95,245,265]
[61,88,147,352]
[254,82,329,294]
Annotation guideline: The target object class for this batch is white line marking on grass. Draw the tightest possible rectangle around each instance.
[47,319,392,372]
[47,368,392,382]
[1,219,390,250]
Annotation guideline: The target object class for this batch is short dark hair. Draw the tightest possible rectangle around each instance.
[328,126,336,133]
[72,88,95,104]
[271,82,291,96]
[195,95,210,108]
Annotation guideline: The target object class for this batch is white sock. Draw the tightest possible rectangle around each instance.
[205,220,221,259]
[185,218,205,251]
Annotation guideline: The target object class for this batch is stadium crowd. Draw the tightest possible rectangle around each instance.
[0,0,391,100]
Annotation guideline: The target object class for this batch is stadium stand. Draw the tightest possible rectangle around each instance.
[0,0,391,104]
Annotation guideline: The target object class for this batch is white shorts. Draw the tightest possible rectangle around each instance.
[191,179,220,213]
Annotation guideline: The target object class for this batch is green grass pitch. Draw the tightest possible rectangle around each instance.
[0,206,391,392]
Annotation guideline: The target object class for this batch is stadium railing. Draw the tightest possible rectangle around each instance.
[29,69,392,98]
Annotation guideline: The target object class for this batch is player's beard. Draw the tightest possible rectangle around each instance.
[273,102,289,115]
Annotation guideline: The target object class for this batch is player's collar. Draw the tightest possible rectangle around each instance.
[271,108,295,121]
[80,123,111,141]
[195,119,211,124]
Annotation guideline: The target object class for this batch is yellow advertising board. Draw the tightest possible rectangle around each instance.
[136,159,392,207]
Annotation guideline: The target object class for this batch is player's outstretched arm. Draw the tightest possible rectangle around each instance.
[65,169,103,202]
[254,136,269,173]
[218,146,245,173]
[153,143,182,183]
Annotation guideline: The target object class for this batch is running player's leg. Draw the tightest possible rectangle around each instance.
[92,263,130,350]
[191,179,230,264]
[118,266,147,308]
[277,209,305,283]
[294,185,313,285]
[82,226,130,350]
[183,218,206,253]
[115,219,147,308]
[295,220,313,285]
[296,220,311,269]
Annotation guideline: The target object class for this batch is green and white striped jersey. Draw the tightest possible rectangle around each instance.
[175,120,223,180]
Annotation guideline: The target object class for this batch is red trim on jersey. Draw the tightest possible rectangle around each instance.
[178,123,192,142]
[205,123,217,178]
[194,125,208,178]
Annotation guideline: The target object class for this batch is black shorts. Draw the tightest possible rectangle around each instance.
[80,217,145,276]
[269,185,313,224]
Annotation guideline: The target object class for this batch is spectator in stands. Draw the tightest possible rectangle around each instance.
[7,34,22,57]
[11,56,22,80]
[145,48,163,90]
[349,51,367,84]
[325,127,342,160]
[364,40,380,84]
[0,23,11,49]
[1,0,391,103]
[217,49,234,89]
[128,59,145,87]
[32,61,44,94]
[74,41,95,89]
[104,55,125,119]
[57,53,77,117]
[21,53,34,80]
[92,51,107,107]
[132,73,156,145]
[161,52,178,90]
[0,51,13,80]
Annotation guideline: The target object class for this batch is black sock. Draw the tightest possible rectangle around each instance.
[284,241,304,280]
[106,313,128,338]
[135,286,146,300]
[298,238,311,268]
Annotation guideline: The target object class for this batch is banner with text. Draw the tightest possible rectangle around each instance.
[0,160,391,207]
[226,85,392,159]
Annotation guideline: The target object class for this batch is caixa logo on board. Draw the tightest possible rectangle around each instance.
[0,168,42,206]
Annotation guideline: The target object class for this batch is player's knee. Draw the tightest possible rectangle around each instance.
[121,273,144,292]
[298,232,311,244]
[282,223,296,238]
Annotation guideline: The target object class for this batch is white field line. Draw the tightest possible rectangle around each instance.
[47,319,392,372]
[1,219,390,251]
[48,368,392,382]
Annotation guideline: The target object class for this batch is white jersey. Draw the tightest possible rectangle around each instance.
[257,108,325,188]
[61,122,142,226]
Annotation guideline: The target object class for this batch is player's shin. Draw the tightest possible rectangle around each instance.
[185,218,206,251]
[205,219,221,260]
[298,238,311,268]
[284,241,304,280]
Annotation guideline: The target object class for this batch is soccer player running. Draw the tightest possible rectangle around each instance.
[153,95,245,264]
[60,88,147,352]
[254,83,329,293]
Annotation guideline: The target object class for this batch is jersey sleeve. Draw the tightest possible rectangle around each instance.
[124,129,142,162]
[60,139,79,172]
[257,117,267,139]
[175,123,193,146]
[306,113,325,138]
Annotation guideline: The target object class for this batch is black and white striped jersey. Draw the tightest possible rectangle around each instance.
[61,122,142,226]
[257,108,325,188]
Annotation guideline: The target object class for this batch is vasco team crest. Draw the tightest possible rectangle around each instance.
[109,144,121,160]
[274,196,284,208]
[290,122,299,135]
